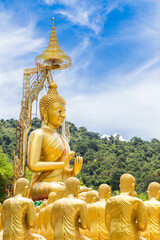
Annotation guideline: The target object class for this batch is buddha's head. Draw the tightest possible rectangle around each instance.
[14,178,30,198]
[119,173,135,195]
[66,177,80,197]
[99,184,111,200]
[148,182,160,200]
[39,81,66,128]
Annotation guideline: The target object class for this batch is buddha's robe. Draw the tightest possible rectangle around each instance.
[51,198,90,240]
[141,199,160,240]
[29,128,70,201]
[106,195,147,240]
[88,201,109,240]
[38,208,47,238]
[43,204,54,240]
[2,196,45,240]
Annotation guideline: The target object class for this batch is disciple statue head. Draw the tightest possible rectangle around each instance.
[147,182,160,200]
[99,184,111,200]
[48,192,57,205]
[14,178,30,197]
[39,81,66,128]
[65,177,80,197]
[119,173,135,195]
[85,190,99,204]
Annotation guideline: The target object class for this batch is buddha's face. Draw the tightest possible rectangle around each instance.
[47,101,66,128]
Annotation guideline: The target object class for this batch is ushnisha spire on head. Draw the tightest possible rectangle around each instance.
[35,17,72,70]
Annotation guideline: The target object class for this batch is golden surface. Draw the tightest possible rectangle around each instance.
[51,177,90,240]
[105,174,147,240]
[141,182,160,240]
[34,189,66,239]
[2,178,45,240]
[88,184,111,240]
[28,81,83,201]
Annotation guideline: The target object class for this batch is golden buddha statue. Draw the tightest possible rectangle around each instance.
[141,182,160,240]
[28,81,83,201]
[1,178,45,240]
[88,184,111,240]
[105,173,147,240]
[51,177,90,240]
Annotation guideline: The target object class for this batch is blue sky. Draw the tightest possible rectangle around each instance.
[0,0,160,140]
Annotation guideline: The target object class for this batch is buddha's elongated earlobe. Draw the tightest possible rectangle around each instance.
[44,114,48,125]
[41,107,48,125]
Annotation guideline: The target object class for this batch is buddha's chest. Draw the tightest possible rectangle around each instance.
[41,132,69,162]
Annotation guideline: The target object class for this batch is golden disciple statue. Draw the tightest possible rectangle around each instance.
[28,81,83,201]
[105,173,147,240]
[141,182,160,240]
[88,184,111,240]
[80,190,99,238]
[42,193,57,240]
[43,189,65,240]
[1,178,45,240]
[51,177,90,240]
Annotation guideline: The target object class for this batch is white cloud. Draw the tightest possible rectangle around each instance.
[65,61,160,141]
[53,35,92,90]
[44,0,78,6]
[44,0,107,34]
[44,0,160,38]
[0,9,45,119]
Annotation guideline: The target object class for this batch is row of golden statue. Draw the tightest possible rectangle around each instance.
[0,80,160,240]
[1,175,160,240]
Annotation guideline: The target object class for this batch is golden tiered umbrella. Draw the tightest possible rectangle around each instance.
[35,17,72,70]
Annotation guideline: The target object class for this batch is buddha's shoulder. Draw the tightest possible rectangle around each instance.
[145,199,160,207]
[29,128,44,137]
[106,196,118,204]
[52,198,86,208]
[3,197,33,206]
[75,198,87,205]
[29,128,55,139]
[3,198,12,206]
[52,198,63,208]
[107,195,144,204]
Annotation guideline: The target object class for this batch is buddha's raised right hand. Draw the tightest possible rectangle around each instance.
[63,151,75,167]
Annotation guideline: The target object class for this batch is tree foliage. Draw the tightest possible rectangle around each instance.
[0,118,160,201]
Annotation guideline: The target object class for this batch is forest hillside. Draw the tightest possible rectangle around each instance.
[0,118,160,202]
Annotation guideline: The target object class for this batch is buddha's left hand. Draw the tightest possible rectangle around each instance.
[72,156,83,176]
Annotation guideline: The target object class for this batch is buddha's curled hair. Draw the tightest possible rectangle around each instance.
[39,81,66,120]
